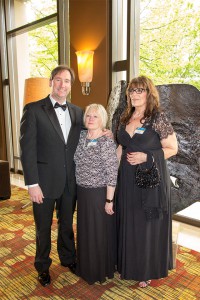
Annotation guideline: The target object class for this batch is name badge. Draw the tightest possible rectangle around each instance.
[135,127,146,134]
[87,139,97,147]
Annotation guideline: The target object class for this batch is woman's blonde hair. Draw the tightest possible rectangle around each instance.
[84,103,108,129]
[121,75,160,125]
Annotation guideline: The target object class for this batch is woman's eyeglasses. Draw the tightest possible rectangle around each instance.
[128,88,147,94]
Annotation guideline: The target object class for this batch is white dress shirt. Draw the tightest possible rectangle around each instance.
[50,95,71,143]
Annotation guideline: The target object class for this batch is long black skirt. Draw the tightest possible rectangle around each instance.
[76,185,115,284]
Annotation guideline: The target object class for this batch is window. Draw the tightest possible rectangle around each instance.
[139,0,200,89]
[7,0,57,30]
[0,0,69,172]
[112,0,140,86]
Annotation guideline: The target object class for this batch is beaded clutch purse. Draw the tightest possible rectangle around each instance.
[135,157,160,189]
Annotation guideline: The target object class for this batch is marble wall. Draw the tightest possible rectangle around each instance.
[157,84,200,214]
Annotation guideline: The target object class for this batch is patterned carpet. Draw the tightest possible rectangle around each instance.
[0,185,200,300]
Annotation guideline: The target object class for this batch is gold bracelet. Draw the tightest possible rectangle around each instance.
[106,199,113,203]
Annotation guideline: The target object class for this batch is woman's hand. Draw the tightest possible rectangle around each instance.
[105,202,114,215]
[127,152,147,165]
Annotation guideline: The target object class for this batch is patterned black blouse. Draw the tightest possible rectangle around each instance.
[74,130,119,188]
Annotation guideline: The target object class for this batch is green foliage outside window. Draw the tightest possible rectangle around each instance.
[28,23,58,77]
[25,0,58,77]
[140,0,200,90]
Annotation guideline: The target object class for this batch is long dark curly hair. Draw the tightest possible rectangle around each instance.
[120,76,160,125]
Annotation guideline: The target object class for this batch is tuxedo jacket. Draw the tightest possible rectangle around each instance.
[20,96,84,200]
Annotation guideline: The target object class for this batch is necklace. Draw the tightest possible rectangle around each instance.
[131,111,144,121]
[84,130,102,148]
[86,129,102,140]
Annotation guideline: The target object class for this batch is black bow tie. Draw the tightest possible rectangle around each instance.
[54,102,67,111]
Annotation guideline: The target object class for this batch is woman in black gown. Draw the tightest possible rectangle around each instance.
[116,76,178,287]
[74,104,118,284]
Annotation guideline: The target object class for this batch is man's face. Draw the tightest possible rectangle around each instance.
[50,70,71,103]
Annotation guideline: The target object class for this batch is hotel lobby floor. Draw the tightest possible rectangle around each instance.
[10,173,200,252]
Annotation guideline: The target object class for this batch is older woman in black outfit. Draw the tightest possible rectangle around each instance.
[116,76,178,287]
[74,104,118,285]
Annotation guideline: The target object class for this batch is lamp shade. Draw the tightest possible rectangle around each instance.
[76,50,94,83]
[23,77,51,105]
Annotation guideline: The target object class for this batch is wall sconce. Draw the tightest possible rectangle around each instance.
[76,50,94,96]
[23,77,51,105]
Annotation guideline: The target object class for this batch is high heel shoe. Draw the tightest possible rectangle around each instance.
[139,280,151,288]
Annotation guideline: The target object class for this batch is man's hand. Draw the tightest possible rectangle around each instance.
[102,129,114,139]
[28,185,44,204]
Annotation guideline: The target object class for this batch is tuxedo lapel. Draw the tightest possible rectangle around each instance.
[42,97,65,143]
[67,103,77,145]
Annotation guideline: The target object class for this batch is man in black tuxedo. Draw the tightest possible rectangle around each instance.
[20,65,83,286]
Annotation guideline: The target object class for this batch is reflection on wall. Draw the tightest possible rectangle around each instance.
[106,81,124,130]
[107,82,200,214]
[70,0,109,108]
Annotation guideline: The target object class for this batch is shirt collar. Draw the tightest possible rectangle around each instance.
[49,94,67,107]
